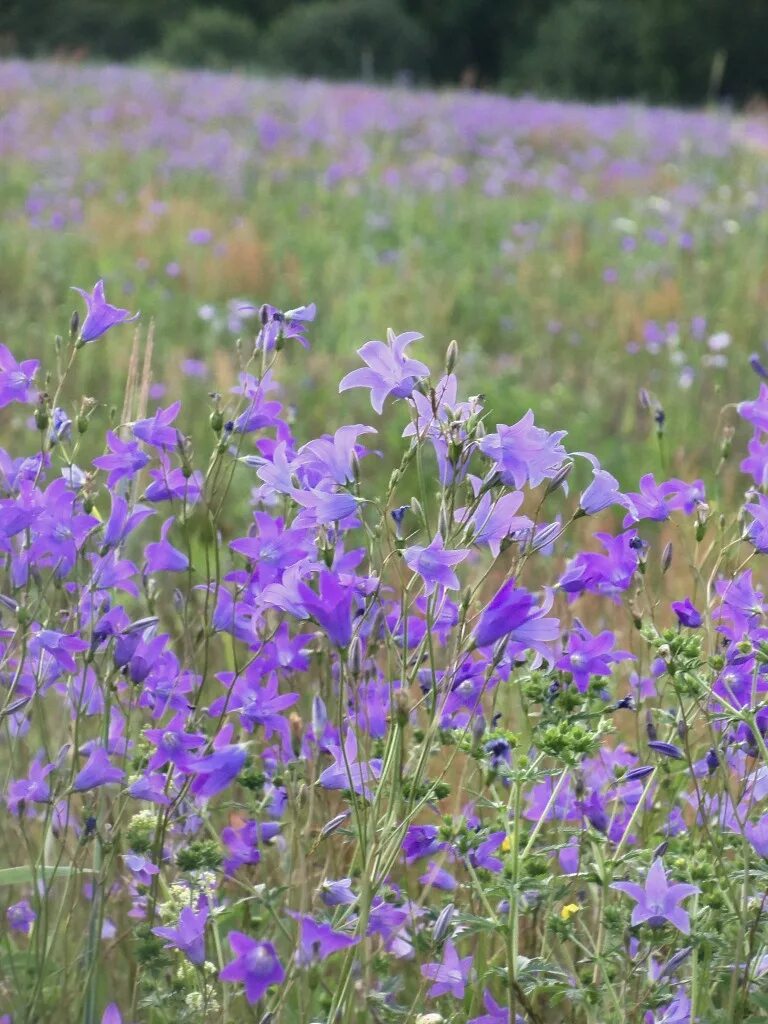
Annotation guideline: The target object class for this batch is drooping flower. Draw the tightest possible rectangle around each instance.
[0,344,39,408]
[131,402,182,450]
[473,579,559,659]
[558,530,641,602]
[145,518,189,573]
[6,754,54,814]
[73,747,124,792]
[623,474,704,526]
[738,383,768,432]
[318,878,356,906]
[578,464,626,516]
[7,899,36,935]
[318,729,382,798]
[469,990,525,1024]
[253,302,316,351]
[187,744,248,798]
[72,279,139,344]
[219,933,284,1004]
[289,912,359,965]
[644,988,692,1024]
[152,904,209,964]
[420,939,473,999]
[611,858,699,933]
[672,598,702,628]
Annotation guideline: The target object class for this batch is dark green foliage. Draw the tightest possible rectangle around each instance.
[160,6,260,69]
[2,0,768,105]
[513,0,644,101]
[259,0,430,81]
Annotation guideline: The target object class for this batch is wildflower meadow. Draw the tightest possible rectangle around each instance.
[2,59,768,1024]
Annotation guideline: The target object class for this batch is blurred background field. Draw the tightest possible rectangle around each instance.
[3,58,768,490]
[4,0,768,492]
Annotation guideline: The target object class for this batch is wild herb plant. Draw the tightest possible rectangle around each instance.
[1,286,767,1024]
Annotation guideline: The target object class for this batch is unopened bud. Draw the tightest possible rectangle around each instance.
[70,310,80,340]
[472,713,486,747]
[394,688,410,727]
[289,712,303,757]
[35,405,49,432]
[410,497,426,528]
[320,812,350,839]
[347,636,363,677]
[661,542,673,574]
[432,903,455,945]
[311,696,327,738]
[545,461,573,497]
[438,504,449,540]
[445,339,458,375]
[720,425,735,459]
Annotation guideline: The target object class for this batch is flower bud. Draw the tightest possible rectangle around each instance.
[661,541,673,574]
[394,689,410,727]
[312,696,327,738]
[438,503,449,540]
[545,461,573,497]
[289,712,303,758]
[720,425,735,459]
[35,406,49,432]
[432,903,454,945]
[347,635,362,677]
[69,310,79,340]
[445,339,458,375]
[319,812,350,839]
[410,497,426,528]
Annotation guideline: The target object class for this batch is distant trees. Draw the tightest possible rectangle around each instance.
[1,0,768,106]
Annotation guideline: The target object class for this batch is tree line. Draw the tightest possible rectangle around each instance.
[2,0,767,106]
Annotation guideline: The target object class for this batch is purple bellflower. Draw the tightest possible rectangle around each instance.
[420,939,473,999]
[0,344,39,408]
[339,329,429,413]
[289,912,359,965]
[73,747,124,792]
[403,533,468,596]
[72,280,139,345]
[219,933,285,1004]
[611,858,699,933]
[473,579,560,659]
[7,899,36,935]
[152,905,208,964]
[480,411,568,489]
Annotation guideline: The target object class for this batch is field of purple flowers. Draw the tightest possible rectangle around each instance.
[2,59,768,1024]
[4,60,768,477]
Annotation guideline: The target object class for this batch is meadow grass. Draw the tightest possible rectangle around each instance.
[3,59,768,481]
[2,59,768,1024]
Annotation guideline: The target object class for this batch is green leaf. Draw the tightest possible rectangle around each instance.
[0,865,91,886]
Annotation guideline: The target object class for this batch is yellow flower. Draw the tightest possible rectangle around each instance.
[501,836,511,853]
[560,903,580,921]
